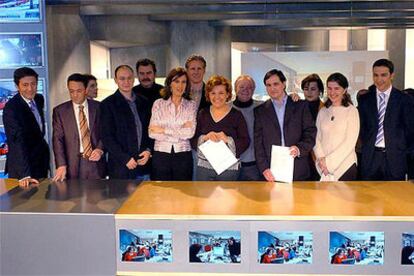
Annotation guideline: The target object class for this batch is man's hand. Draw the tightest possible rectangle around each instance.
[18,178,40,189]
[137,150,151,166]
[289,146,300,158]
[126,158,138,170]
[53,166,67,182]
[263,169,275,182]
[89,149,103,162]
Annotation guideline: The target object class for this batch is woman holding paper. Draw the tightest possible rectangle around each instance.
[192,75,249,181]
[149,67,197,180]
[313,72,360,181]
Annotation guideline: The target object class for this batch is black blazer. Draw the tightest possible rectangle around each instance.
[3,93,50,179]
[358,86,414,179]
[254,97,316,180]
[100,90,151,179]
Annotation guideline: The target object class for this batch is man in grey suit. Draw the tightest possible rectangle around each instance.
[52,73,106,181]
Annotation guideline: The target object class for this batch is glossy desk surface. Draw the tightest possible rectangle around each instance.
[0,179,141,214]
[117,181,414,220]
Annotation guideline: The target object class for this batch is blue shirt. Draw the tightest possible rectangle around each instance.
[271,94,288,146]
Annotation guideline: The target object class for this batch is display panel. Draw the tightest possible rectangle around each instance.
[258,231,313,264]
[119,229,172,263]
[0,0,41,23]
[402,232,414,265]
[0,33,43,68]
[189,231,241,264]
[329,231,384,265]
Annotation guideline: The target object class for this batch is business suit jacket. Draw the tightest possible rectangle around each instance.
[3,93,50,179]
[254,97,316,180]
[52,99,106,179]
[100,90,152,179]
[358,86,414,180]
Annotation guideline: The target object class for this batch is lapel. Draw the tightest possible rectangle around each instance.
[264,99,280,131]
[87,99,96,131]
[366,89,379,126]
[68,102,80,148]
[283,96,294,131]
[18,94,43,134]
[384,87,398,126]
[114,90,135,125]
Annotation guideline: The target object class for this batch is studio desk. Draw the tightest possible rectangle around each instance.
[1,179,414,275]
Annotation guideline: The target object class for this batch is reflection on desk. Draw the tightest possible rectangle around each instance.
[0,179,142,213]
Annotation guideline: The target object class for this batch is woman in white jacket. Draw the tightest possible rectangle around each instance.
[314,72,360,181]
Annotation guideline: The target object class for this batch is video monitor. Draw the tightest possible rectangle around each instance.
[258,231,313,264]
[0,33,43,68]
[119,229,172,263]
[189,230,241,264]
[0,0,41,23]
[402,232,414,265]
[329,231,384,265]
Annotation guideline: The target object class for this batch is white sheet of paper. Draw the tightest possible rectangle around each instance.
[270,145,294,183]
[199,140,238,175]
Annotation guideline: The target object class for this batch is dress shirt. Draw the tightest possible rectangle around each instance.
[271,94,288,146]
[20,94,42,132]
[149,97,197,153]
[72,100,89,153]
[375,85,392,148]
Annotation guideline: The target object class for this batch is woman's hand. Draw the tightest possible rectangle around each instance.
[149,125,165,134]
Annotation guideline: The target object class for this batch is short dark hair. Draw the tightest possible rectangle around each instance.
[373,58,394,74]
[84,73,97,85]
[114,65,134,78]
[301,73,324,93]
[325,72,353,108]
[135,58,157,73]
[205,75,232,102]
[67,73,88,88]
[13,67,38,86]
[160,67,191,100]
[185,54,207,69]
[263,69,286,84]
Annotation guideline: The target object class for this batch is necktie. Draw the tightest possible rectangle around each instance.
[29,100,42,131]
[79,105,93,158]
[375,93,386,146]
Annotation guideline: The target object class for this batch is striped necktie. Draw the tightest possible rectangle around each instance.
[375,93,386,146]
[79,105,93,158]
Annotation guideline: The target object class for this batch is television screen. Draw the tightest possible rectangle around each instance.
[0,33,43,68]
[189,230,241,264]
[0,0,41,23]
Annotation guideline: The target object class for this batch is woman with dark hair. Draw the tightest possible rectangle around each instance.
[313,72,360,181]
[149,67,196,180]
[192,75,249,181]
[301,73,325,121]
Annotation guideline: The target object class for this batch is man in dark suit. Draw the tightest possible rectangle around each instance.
[358,59,414,180]
[254,69,316,181]
[100,65,152,180]
[185,54,210,111]
[3,67,50,188]
[52,73,106,181]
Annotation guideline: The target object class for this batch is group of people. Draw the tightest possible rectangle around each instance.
[3,55,414,187]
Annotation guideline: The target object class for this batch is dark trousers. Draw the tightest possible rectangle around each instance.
[364,151,405,181]
[78,158,102,180]
[152,150,193,181]
[338,163,358,181]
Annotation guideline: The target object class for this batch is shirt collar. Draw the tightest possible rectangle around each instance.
[72,99,88,110]
[376,85,392,98]
[20,94,33,105]
[271,94,288,107]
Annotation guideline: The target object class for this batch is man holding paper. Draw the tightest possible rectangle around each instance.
[254,69,316,182]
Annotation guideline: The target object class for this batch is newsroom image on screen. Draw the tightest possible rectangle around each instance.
[189,231,241,264]
[402,232,414,265]
[119,229,172,263]
[0,33,43,68]
[329,231,384,265]
[257,231,313,264]
[0,0,41,23]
